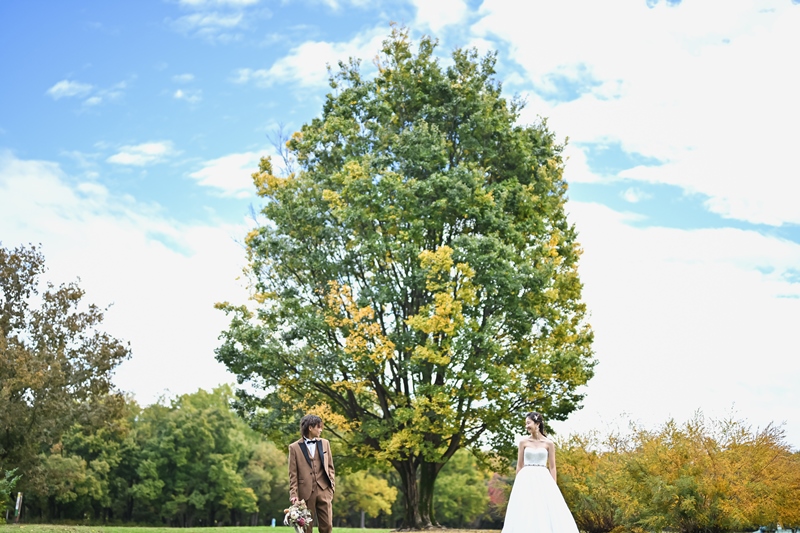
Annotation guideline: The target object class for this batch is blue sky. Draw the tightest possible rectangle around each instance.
[2,0,799,448]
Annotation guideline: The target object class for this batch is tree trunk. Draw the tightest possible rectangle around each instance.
[394,458,443,529]
[419,462,441,528]
[396,459,423,529]
[360,510,365,528]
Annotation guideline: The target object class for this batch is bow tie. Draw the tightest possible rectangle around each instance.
[305,439,318,445]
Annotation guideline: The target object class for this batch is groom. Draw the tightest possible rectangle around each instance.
[289,414,336,533]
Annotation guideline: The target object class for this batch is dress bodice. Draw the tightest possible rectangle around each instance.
[505,444,579,533]
[524,446,548,467]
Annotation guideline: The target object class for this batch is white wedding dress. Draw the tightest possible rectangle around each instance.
[501,447,580,533]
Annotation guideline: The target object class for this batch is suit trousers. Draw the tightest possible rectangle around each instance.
[305,485,333,533]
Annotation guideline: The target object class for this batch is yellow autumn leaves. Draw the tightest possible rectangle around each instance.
[556,415,800,532]
[322,244,478,369]
[324,282,395,367]
[407,246,477,366]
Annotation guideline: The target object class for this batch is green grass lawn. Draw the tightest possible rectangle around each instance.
[0,527,396,533]
[0,527,503,533]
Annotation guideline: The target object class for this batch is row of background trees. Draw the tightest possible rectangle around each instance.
[3,384,799,530]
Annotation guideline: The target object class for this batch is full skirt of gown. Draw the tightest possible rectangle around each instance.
[501,449,579,533]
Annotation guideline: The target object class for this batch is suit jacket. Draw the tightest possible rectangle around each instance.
[288,437,335,502]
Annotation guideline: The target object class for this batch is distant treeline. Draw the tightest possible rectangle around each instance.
[8,387,287,526]
[3,386,799,532]
[0,386,494,528]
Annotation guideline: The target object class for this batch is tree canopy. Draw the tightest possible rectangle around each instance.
[216,27,595,527]
[0,243,130,495]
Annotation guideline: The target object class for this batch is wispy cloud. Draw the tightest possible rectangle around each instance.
[89,81,128,106]
[411,0,468,33]
[46,80,93,99]
[173,89,202,104]
[312,0,372,9]
[621,187,652,203]
[176,11,243,30]
[169,0,270,42]
[172,73,195,83]
[231,68,269,85]
[189,151,265,197]
[47,79,128,107]
[178,0,259,5]
[107,141,175,166]
[171,11,247,41]
[233,26,386,89]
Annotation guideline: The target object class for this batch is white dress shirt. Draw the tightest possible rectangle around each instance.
[305,439,318,458]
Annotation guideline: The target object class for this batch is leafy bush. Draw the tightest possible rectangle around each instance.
[0,469,21,523]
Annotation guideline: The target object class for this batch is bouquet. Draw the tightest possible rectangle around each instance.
[284,499,313,533]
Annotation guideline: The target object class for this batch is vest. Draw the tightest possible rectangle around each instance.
[308,442,331,491]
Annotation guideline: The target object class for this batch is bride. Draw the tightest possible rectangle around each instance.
[501,412,580,533]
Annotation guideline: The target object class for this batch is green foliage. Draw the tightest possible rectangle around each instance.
[14,387,288,526]
[217,26,594,528]
[0,469,20,521]
[433,449,489,528]
[0,243,129,498]
[334,469,398,525]
[241,440,290,523]
[130,386,260,526]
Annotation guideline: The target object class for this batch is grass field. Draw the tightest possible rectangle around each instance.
[0,527,501,533]
[0,527,397,533]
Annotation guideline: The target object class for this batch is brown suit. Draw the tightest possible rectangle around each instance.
[289,438,335,533]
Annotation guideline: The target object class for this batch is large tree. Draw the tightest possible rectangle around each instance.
[217,28,595,528]
[0,243,130,495]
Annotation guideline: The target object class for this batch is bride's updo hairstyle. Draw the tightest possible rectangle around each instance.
[525,411,546,436]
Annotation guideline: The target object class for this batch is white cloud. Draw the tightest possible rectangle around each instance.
[178,0,258,5]
[189,150,265,197]
[411,0,469,33]
[621,187,652,203]
[0,150,249,404]
[46,80,93,99]
[474,0,800,226]
[47,79,127,107]
[170,0,265,41]
[178,11,243,28]
[172,73,195,83]
[548,201,800,447]
[231,67,268,85]
[234,27,386,89]
[171,10,249,41]
[562,143,600,184]
[107,141,175,166]
[303,0,372,8]
[173,88,202,104]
